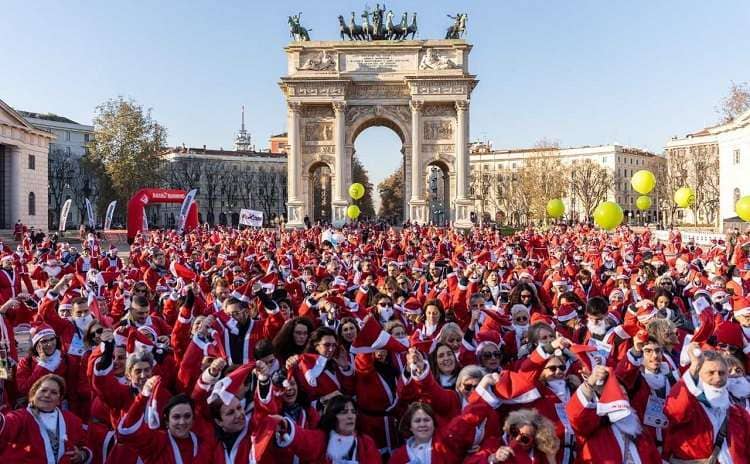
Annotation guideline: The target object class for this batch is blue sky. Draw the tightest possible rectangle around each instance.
[3,1,749,189]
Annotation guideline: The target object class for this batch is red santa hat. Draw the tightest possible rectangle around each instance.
[714,322,743,350]
[530,313,554,327]
[31,323,56,347]
[59,294,74,312]
[170,261,196,284]
[551,273,569,287]
[510,304,530,317]
[207,362,255,406]
[733,296,750,318]
[126,328,156,354]
[691,309,716,345]
[400,297,422,316]
[595,368,631,422]
[472,330,503,356]
[570,343,599,372]
[296,353,332,388]
[350,316,408,354]
[634,300,657,323]
[252,415,285,461]
[0,254,13,263]
[555,302,578,322]
[492,370,541,404]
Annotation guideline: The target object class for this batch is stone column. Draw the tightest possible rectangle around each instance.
[332,101,348,226]
[454,100,473,229]
[286,102,304,227]
[408,100,427,224]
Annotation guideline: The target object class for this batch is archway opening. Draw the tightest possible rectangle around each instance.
[426,161,450,226]
[309,162,332,224]
[353,122,404,224]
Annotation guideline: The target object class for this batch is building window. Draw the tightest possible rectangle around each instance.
[735,188,742,203]
[66,146,71,155]
[28,154,35,170]
[28,192,36,216]
[84,133,90,143]
[734,149,741,165]
[65,131,71,141]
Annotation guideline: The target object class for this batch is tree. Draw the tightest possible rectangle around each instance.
[569,160,612,219]
[47,148,77,229]
[88,97,167,210]
[517,153,568,223]
[717,81,750,123]
[351,155,375,218]
[378,165,404,223]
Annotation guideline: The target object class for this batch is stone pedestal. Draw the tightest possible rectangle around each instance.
[409,199,428,225]
[454,198,473,229]
[331,200,348,227]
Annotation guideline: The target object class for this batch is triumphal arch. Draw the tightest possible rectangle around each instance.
[279,37,478,227]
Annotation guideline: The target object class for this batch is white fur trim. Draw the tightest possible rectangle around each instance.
[611,325,631,340]
[735,307,750,317]
[117,414,144,436]
[412,362,431,381]
[177,315,193,324]
[626,350,643,367]
[93,360,114,377]
[535,344,551,360]
[682,369,702,397]
[276,419,296,448]
[475,384,502,409]
[303,355,329,387]
[576,386,597,409]
[503,387,542,405]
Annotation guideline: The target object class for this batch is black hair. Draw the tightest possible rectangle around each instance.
[305,326,338,353]
[273,317,314,360]
[586,296,609,317]
[253,338,274,360]
[164,393,193,421]
[318,395,356,433]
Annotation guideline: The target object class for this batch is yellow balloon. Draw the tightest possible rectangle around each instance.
[674,187,695,208]
[348,183,365,200]
[546,199,565,219]
[631,170,656,195]
[636,195,652,211]
[736,195,750,222]
[346,205,361,219]
[593,201,624,230]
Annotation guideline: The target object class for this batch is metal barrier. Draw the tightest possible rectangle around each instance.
[653,230,726,245]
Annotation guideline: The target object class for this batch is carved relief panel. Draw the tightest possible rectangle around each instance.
[423,120,454,141]
[304,122,334,142]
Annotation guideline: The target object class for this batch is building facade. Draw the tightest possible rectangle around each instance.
[0,99,54,230]
[17,110,94,230]
[665,109,749,230]
[469,143,666,225]
[162,146,287,227]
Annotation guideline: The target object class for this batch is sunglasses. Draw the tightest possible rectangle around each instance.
[520,294,532,299]
[546,365,565,372]
[515,316,529,323]
[481,351,501,360]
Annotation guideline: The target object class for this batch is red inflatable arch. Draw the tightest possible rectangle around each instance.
[127,188,199,243]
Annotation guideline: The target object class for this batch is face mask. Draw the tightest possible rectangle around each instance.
[395,336,410,347]
[587,319,607,336]
[512,323,528,336]
[546,379,567,398]
[727,376,750,399]
[74,313,94,333]
[378,305,394,321]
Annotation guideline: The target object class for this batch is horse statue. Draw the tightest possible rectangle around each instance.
[289,14,311,41]
[405,12,417,39]
[338,15,352,40]
[361,10,373,40]
[349,11,366,40]
[445,13,467,40]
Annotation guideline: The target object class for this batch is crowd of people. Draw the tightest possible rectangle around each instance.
[0,221,749,463]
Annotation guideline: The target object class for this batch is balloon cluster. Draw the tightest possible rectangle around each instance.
[631,170,655,212]
[347,183,365,220]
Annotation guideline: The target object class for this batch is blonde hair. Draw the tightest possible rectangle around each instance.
[646,318,676,346]
[437,322,463,343]
[503,409,560,456]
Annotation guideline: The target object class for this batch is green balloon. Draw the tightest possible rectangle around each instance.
[736,195,750,222]
[346,205,361,219]
[546,199,565,218]
[636,196,652,211]
[593,201,624,230]
[348,183,365,200]
[631,170,656,195]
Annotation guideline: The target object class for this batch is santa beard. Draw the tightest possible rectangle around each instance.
[699,380,730,410]
[612,409,642,436]
[587,319,607,336]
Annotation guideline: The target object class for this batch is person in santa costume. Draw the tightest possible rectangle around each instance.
[0,254,24,304]
[273,394,380,464]
[0,374,91,463]
[98,245,123,272]
[465,408,561,464]
[387,402,456,464]
[15,322,74,399]
[724,353,750,412]
[663,343,750,463]
[565,365,661,463]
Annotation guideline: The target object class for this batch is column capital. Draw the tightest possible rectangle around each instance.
[455,100,469,112]
[409,100,424,112]
[332,101,347,113]
[287,101,303,113]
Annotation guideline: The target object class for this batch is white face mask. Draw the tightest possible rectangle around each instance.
[587,319,607,336]
[74,313,94,333]
[546,379,567,398]
[378,305,394,321]
[727,376,750,399]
